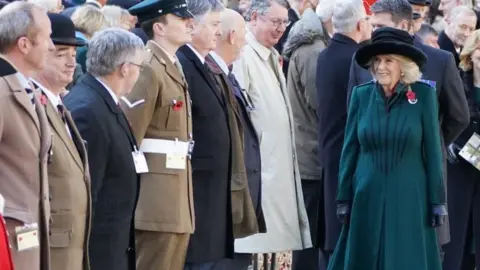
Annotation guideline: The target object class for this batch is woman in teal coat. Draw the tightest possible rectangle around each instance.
[328,27,448,270]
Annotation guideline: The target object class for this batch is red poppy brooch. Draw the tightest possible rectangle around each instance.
[406,88,417,104]
[172,96,184,111]
[40,93,48,106]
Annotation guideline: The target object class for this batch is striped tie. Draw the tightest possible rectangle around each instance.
[25,87,35,107]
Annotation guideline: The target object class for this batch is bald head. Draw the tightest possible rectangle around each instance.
[220,9,246,40]
[216,9,247,66]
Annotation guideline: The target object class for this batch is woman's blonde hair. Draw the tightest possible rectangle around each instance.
[71,5,109,38]
[460,29,480,72]
[368,54,422,85]
[101,5,133,30]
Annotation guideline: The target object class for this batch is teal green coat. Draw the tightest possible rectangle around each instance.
[328,81,445,270]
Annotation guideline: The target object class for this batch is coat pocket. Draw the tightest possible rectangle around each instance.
[145,153,183,175]
[49,230,72,248]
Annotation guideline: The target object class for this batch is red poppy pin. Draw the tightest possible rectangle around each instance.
[406,87,417,104]
[172,96,184,111]
[278,56,284,68]
[40,94,48,106]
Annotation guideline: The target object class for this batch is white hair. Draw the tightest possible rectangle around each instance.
[101,5,130,28]
[316,0,336,22]
[450,5,477,23]
[87,28,145,76]
[27,0,58,12]
[332,0,365,33]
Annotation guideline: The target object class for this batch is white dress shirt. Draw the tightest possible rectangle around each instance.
[94,77,119,105]
[31,79,71,137]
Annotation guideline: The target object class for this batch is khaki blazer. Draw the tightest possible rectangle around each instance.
[121,41,194,234]
[0,56,51,270]
[43,93,91,270]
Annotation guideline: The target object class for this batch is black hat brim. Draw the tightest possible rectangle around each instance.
[355,41,427,71]
[52,37,87,47]
[171,9,194,19]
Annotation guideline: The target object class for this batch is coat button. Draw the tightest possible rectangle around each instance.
[253,143,257,148]
[49,231,52,236]
[49,195,52,201]
[254,169,259,173]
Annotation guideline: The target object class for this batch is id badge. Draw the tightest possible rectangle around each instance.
[15,223,39,251]
[132,146,149,173]
[165,138,187,170]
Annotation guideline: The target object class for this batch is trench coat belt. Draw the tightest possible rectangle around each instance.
[139,138,193,156]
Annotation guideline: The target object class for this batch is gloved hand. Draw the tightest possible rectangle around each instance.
[446,144,461,164]
[431,204,448,227]
[336,202,351,224]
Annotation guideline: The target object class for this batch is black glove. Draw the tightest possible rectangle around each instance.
[431,204,448,227]
[336,202,351,224]
[446,144,461,164]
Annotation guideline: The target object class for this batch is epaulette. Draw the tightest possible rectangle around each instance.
[143,48,155,63]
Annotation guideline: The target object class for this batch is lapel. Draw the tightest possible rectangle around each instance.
[438,31,459,64]
[33,90,52,161]
[45,100,84,171]
[178,45,225,106]
[206,56,243,122]
[0,57,41,133]
[65,110,89,174]
[146,41,185,86]
[83,74,137,148]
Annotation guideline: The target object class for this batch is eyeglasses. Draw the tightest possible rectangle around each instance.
[260,16,291,28]
[124,61,144,71]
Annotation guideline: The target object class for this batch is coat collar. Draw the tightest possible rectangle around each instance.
[146,41,185,86]
[44,98,84,171]
[330,33,358,46]
[246,30,273,61]
[82,73,121,114]
[438,30,460,63]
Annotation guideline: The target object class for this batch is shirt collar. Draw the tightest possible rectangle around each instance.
[150,41,177,64]
[246,29,272,61]
[187,44,206,64]
[15,72,31,89]
[30,79,61,108]
[209,51,229,75]
[94,77,119,105]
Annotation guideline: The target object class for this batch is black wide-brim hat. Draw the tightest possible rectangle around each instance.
[48,13,87,47]
[355,27,427,70]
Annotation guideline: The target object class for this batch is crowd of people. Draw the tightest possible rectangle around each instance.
[0,0,479,269]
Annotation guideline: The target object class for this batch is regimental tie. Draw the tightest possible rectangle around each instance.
[25,87,35,108]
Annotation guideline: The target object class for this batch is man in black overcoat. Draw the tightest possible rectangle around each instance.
[346,0,470,256]
[176,0,234,269]
[315,0,371,268]
[64,28,145,270]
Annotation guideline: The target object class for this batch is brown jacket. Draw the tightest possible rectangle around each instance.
[0,56,51,270]
[205,55,261,239]
[41,89,91,270]
[121,41,194,234]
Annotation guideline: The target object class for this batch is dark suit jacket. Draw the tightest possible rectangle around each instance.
[176,45,234,263]
[438,31,460,68]
[315,33,360,251]
[346,37,469,246]
[63,73,139,270]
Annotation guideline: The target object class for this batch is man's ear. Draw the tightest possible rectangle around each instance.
[251,10,259,25]
[229,30,237,45]
[399,20,410,31]
[152,22,165,37]
[17,36,31,55]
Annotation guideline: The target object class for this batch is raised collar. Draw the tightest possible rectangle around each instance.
[331,33,359,46]
[246,29,272,61]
